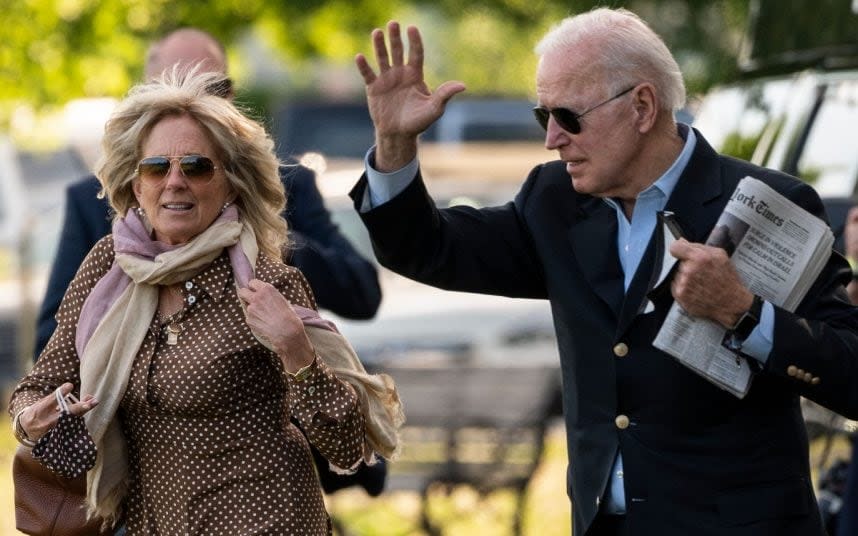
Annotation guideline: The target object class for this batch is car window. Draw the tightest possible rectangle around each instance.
[274,103,375,159]
[422,99,544,143]
[796,79,858,197]
[274,99,543,162]
[693,78,795,162]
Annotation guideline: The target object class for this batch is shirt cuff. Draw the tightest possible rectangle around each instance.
[738,301,774,364]
[361,146,419,211]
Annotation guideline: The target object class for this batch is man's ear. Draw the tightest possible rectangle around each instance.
[632,83,659,133]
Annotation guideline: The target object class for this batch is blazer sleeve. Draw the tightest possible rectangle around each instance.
[760,179,858,418]
[34,177,111,359]
[281,165,381,320]
[349,167,547,299]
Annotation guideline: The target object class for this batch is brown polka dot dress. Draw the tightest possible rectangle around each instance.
[9,236,366,535]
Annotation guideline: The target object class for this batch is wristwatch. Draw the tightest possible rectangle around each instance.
[729,294,764,343]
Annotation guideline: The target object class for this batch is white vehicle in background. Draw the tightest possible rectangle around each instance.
[692,0,858,444]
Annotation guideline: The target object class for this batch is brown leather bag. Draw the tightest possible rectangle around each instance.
[13,444,111,536]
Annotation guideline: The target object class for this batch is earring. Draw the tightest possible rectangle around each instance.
[221,201,231,213]
[135,207,145,217]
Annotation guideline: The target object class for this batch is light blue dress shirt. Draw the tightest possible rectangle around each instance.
[362,124,775,514]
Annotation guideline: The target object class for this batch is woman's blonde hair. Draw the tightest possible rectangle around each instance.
[96,68,288,260]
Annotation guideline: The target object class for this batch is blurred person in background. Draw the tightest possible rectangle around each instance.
[10,70,399,534]
[35,27,387,498]
[351,8,858,536]
[835,206,858,536]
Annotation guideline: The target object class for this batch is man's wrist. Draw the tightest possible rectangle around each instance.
[728,294,764,343]
[375,135,418,172]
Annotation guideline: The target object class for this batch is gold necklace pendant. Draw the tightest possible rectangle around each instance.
[166,323,182,346]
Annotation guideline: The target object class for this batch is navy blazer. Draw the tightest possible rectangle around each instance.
[352,129,858,535]
[35,163,381,357]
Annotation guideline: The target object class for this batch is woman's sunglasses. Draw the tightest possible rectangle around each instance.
[533,85,637,135]
[135,155,219,185]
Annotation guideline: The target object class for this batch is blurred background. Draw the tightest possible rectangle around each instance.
[1,0,858,534]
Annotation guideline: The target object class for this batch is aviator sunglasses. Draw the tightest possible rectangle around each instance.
[135,155,220,185]
[533,85,637,134]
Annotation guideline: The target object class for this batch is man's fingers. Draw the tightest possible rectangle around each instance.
[372,27,390,71]
[668,237,694,258]
[435,81,468,106]
[388,21,404,66]
[354,54,377,84]
[406,25,423,71]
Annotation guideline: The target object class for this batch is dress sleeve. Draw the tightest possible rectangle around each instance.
[285,358,366,471]
[259,257,366,470]
[9,236,115,418]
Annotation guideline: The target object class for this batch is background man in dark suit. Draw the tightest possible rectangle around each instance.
[36,27,385,498]
[350,8,858,535]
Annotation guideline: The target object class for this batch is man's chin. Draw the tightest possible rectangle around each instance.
[569,175,591,194]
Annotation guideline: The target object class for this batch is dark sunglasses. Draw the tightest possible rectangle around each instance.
[533,85,637,134]
[135,155,219,185]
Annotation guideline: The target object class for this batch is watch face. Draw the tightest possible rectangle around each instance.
[731,295,763,341]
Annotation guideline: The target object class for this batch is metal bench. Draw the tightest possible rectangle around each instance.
[380,353,560,535]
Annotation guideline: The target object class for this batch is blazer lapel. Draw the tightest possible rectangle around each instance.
[568,197,624,319]
[615,129,727,337]
[663,131,726,244]
[616,231,660,336]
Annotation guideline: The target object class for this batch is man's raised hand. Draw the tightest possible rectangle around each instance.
[355,21,466,171]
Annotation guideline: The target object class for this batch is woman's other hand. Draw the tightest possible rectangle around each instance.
[238,279,316,373]
[19,382,98,442]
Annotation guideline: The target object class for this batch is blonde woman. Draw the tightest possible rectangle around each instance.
[10,70,400,535]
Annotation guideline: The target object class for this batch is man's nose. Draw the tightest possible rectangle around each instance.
[544,118,569,150]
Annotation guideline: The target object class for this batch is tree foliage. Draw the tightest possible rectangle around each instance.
[0,0,750,128]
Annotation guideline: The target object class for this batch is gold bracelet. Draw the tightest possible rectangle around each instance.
[12,408,37,448]
[287,354,317,382]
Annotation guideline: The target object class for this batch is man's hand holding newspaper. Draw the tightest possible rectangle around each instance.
[653,176,835,398]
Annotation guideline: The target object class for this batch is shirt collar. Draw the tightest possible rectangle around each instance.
[187,253,232,303]
[648,123,696,200]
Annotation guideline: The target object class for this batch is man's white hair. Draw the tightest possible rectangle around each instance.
[535,7,686,112]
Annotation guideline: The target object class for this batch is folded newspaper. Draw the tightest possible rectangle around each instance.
[653,176,834,398]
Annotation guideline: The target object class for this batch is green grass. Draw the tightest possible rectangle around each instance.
[1,414,18,536]
[325,422,572,536]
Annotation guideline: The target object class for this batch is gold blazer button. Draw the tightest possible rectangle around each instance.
[613,343,629,357]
